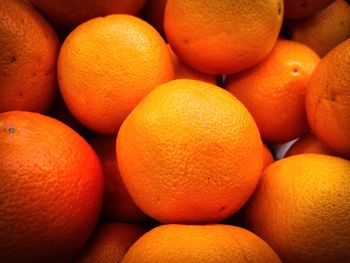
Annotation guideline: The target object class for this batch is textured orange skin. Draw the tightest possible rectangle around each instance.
[143,0,167,34]
[0,111,103,263]
[306,39,350,156]
[226,40,320,143]
[285,133,341,157]
[246,154,350,263]
[75,223,145,263]
[0,0,58,113]
[167,45,216,84]
[29,0,146,29]
[284,0,334,18]
[288,0,350,57]
[122,224,282,263]
[58,15,174,135]
[117,79,263,223]
[89,136,147,222]
[164,0,283,74]
[263,143,274,169]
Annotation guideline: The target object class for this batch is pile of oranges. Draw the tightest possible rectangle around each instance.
[1,0,350,262]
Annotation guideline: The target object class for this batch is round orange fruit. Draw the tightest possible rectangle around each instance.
[246,154,350,262]
[0,111,103,263]
[58,14,173,135]
[0,0,58,113]
[306,38,350,156]
[164,0,283,74]
[122,224,281,263]
[117,79,263,223]
[226,40,320,143]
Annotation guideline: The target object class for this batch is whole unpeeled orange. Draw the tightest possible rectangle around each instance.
[164,0,283,74]
[0,111,103,263]
[117,79,263,223]
[246,154,350,262]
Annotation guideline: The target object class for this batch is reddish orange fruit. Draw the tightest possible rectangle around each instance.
[246,154,350,262]
[89,135,147,222]
[0,111,103,263]
[29,0,146,28]
[75,223,145,263]
[306,38,350,156]
[122,224,281,263]
[226,40,320,143]
[117,79,263,223]
[0,0,58,113]
[164,0,283,74]
[58,15,173,135]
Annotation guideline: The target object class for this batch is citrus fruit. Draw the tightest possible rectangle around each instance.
[288,0,350,57]
[75,223,145,263]
[164,0,283,74]
[0,111,103,263]
[226,40,320,143]
[29,0,146,29]
[306,38,350,156]
[0,0,58,113]
[122,224,281,263]
[89,135,147,222]
[117,79,263,223]
[284,0,334,18]
[168,45,216,84]
[58,14,173,135]
[285,133,340,157]
[246,154,350,262]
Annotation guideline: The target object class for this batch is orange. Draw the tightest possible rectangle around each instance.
[89,135,147,222]
[0,0,58,113]
[225,40,320,143]
[285,133,340,157]
[29,0,146,29]
[117,79,263,223]
[263,143,275,168]
[245,154,350,262]
[0,111,103,263]
[164,0,283,74]
[122,224,281,263]
[167,44,216,84]
[284,0,334,18]
[306,38,350,156]
[74,223,145,263]
[142,0,167,35]
[58,15,173,135]
[287,0,350,57]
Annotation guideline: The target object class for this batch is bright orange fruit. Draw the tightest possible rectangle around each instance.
[226,40,320,143]
[246,154,350,262]
[58,15,173,135]
[122,224,281,263]
[164,0,283,74]
[117,79,263,223]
